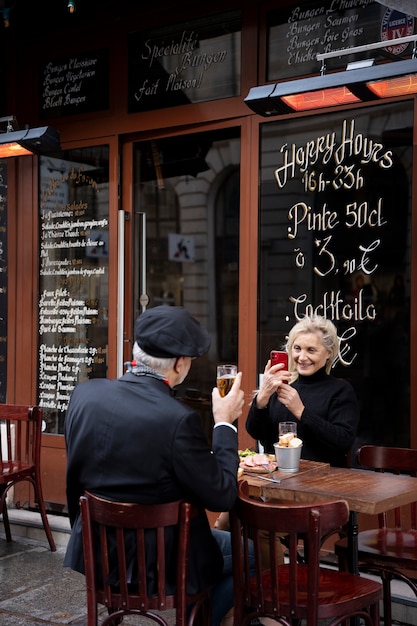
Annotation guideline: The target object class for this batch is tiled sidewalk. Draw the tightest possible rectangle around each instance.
[0,535,89,625]
[0,527,176,625]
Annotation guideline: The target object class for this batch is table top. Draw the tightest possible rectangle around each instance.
[244,460,417,515]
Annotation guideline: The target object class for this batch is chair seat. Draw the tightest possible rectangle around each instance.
[336,529,417,567]
[0,461,33,479]
[252,565,382,620]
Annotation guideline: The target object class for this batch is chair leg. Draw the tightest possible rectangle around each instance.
[0,487,12,542]
[381,574,392,626]
[371,599,381,626]
[31,474,56,551]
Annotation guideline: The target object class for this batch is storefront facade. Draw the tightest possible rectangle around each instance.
[1,0,416,512]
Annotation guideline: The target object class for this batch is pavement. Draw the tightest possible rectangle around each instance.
[0,510,176,625]
[1,510,417,625]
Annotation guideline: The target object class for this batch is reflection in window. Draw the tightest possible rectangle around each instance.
[133,128,240,417]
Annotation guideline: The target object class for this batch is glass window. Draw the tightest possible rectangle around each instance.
[132,128,240,438]
[128,10,241,112]
[38,146,109,434]
[259,102,412,449]
[266,2,415,82]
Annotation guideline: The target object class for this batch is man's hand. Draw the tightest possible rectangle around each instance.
[212,371,244,425]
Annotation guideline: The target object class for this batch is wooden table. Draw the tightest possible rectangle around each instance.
[243,460,417,574]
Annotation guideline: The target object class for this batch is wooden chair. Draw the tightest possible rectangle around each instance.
[0,404,56,551]
[230,480,382,626]
[79,491,212,626]
[335,445,417,626]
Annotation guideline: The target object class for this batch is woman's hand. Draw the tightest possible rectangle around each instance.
[255,359,291,409]
[277,383,304,420]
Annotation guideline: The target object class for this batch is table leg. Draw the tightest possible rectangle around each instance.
[346,510,359,575]
[346,510,360,626]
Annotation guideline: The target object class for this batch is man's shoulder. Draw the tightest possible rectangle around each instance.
[68,377,121,407]
[72,376,115,393]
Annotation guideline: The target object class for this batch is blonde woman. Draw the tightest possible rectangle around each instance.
[246,315,359,467]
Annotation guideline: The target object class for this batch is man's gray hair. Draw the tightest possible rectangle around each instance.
[132,343,176,372]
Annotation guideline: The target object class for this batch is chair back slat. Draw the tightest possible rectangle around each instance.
[357,445,417,530]
[156,526,168,606]
[136,528,148,604]
[0,405,38,466]
[115,526,129,605]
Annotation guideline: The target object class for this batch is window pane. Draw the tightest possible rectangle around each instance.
[38,147,109,434]
[133,129,240,438]
[259,102,412,449]
[266,2,414,82]
[128,10,241,112]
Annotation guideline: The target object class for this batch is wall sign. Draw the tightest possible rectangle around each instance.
[128,10,241,112]
[40,49,109,118]
[267,1,415,81]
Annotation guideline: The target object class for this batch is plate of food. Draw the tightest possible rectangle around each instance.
[238,449,277,474]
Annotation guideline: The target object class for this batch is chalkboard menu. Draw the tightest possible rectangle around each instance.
[267,1,415,81]
[0,163,7,404]
[38,148,109,434]
[40,49,109,119]
[258,100,412,449]
[128,10,241,113]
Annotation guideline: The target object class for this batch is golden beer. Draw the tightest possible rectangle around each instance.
[217,375,235,397]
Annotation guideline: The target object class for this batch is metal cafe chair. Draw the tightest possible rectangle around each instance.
[230,480,382,626]
[79,491,212,626]
[335,445,417,626]
[0,404,56,551]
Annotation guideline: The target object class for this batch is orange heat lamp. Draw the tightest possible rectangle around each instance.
[245,57,417,116]
[281,86,360,112]
[367,73,417,98]
[0,143,34,158]
[0,117,61,159]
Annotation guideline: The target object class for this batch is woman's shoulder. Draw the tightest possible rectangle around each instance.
[326,374,358,400]
[297,371,355,394]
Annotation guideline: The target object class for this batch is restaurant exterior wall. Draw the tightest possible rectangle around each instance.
[0,0,416,511]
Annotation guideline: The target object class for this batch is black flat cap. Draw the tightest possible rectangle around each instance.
[134,306,211,358]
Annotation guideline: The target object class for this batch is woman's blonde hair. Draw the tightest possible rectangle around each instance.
[285,315,339,378]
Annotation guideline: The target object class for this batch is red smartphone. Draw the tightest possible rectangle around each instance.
[270,350,288,369]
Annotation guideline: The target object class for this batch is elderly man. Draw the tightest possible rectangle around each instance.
[64,305,244,626]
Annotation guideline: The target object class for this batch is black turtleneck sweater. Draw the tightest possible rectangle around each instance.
[246,367,359,467]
